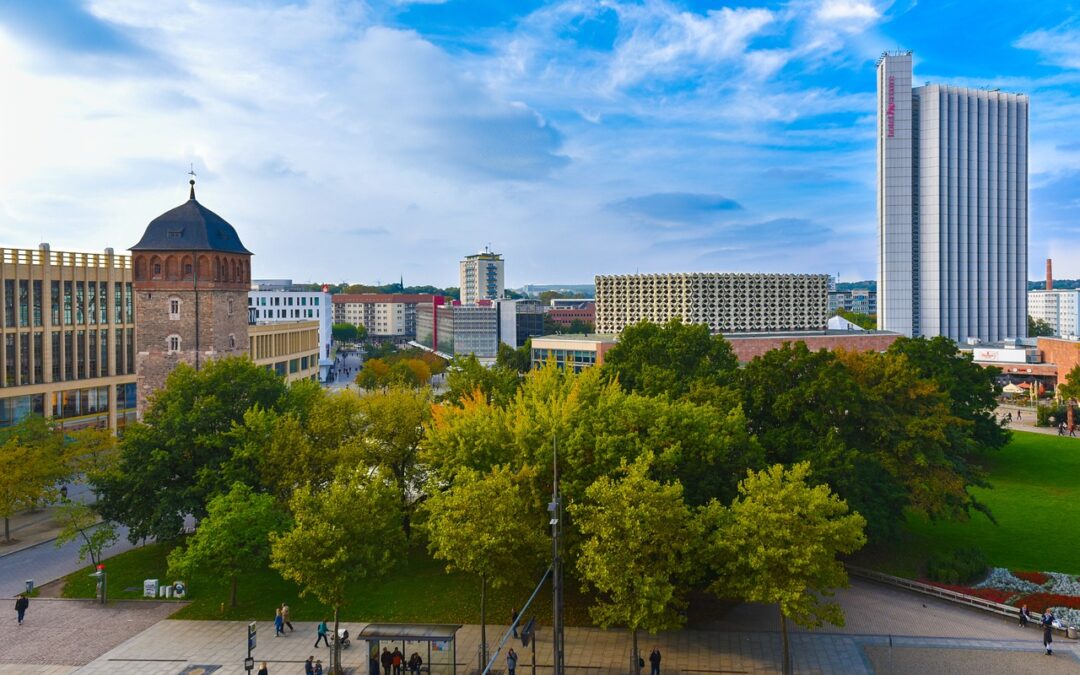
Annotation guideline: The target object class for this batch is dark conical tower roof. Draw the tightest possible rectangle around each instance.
[130,180,252,254]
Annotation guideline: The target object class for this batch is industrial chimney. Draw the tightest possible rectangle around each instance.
[1047,258,1054,291]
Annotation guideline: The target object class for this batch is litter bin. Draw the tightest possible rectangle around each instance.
[1068,626,1078,639]
[25,580,33,594]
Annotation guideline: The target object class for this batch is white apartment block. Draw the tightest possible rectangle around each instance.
[594,273,830,334]
[1028,290,1080,337]
[247,290,331,360]
[460,248,505,305]
[331,294,432,339]
[878,51,1028,342]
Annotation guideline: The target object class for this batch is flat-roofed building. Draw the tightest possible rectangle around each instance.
[333,294,434,340]
[595,272,829,335]
[249,320,321,383]
[248,289,331,360]
[0,244,137,430]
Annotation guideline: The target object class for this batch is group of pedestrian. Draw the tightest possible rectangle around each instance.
[305,655,325,675]
[1057,421,1077,436]
[1018,603,1058,656]
[274,603,294,637]
[381,646,423,675]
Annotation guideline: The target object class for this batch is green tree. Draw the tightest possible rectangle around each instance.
[168,482,287,607]
[497,340,532,373]
[704,462,866,675]
[1057,364,1080,402]
[353,385,432,535]
[601,319,738,400]
[1028,315,1055,337]
[332,322,360,343]
[272,470,402,675]
[887,336,1009,454]
[356,358,391,389]
[424,464,547,666]
[95,357,288,543]
[0,416,65,541]
[569,454,696,675]
[441,354,521,407]
[53,501,117,568]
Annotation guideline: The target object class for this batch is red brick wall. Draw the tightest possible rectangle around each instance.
[726,333,901,362]
[1037,338,1080,384]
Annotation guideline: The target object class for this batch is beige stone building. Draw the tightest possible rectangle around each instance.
[594,272,830,334]
[249,320,320,382]
[0,244,137,430]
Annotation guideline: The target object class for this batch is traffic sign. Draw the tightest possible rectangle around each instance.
[521,616,536,647]
[245,656,255,671]
[248,621,257,651]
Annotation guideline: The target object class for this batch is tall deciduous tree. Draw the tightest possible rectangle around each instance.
[704,462,866,675]
[168,482,288,607]
[272,469,402,675]
[569,454,696,675]
[54,501,118,568]
[423,465,548,667]
[600,319,738,400]
[0,416,65,542]
[441,354,521,407]
[352,385,431,536]
[95,357,287,542]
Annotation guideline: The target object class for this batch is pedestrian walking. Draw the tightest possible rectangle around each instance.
[315,620,330,647]
[392,647,403,675]
[506,648,518,675]
[381,647,394,675]
[1070,424,1076,437]
[511,607,519,638]
[257,662,269,675]
[305,656,315,675]
[274,608,285,637]
[408,652,423,675]
[1019,605,1031,627]
[314,659,324,675]
[1043,611,1055,655]
[1017,410,1023,422]
[649,648,661,675]
[14,594,29,625]
[281,602,294,632]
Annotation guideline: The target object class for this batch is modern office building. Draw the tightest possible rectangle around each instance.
[249,320,321,383]
[248,289,331,360]
[0,245,138,430]
[877,51,1028,341]
[415,299,500,358]
[459,248,504,304]
[496,299,544,349]
[332,294,433,341]
[827,289,876,316]
[531,334,618,372]
[594,273,830,335]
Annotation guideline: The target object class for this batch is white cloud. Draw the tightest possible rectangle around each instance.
[1016,24,1080,70]
[816,0,881,24]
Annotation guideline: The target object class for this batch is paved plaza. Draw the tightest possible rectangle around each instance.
[2,577,1078,674]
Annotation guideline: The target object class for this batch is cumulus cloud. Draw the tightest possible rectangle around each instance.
[1015,24,1080,70]
[610,192,741,226]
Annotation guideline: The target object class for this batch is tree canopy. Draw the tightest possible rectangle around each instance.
[95,357,288,542]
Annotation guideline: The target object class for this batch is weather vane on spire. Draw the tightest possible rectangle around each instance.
[188,163,197,199]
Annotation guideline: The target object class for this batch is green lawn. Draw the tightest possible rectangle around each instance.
[863,430,1080,576]
[60,540,594,625]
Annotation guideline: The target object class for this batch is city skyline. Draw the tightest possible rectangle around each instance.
[1,1,1079,287]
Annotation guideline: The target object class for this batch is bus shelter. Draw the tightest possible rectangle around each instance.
[360,623,461,675]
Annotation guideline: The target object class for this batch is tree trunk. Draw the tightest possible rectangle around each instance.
[333,606,343,675]
[780,608,791,675]
[3,516,9,542]
[631,627,639,675]
[229,575,238,608]
[480,574,488,669]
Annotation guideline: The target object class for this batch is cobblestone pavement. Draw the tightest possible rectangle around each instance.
[0,598,180,666]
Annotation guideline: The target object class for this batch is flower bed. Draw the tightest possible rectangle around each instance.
[1013,570,1050,585]
[1013,593,1080,613]
[927,583,1015,604]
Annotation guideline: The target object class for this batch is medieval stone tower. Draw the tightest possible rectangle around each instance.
[130,179,252,414]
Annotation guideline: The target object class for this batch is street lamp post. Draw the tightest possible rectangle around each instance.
[550,437,565,675]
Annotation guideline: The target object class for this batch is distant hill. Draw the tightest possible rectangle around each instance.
[1030,280,1080,290]
[836,281,876,292]
[518,284,595,297]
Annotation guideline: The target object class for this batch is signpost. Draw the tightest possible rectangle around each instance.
[246,621,257,675]
[90,564,106,605]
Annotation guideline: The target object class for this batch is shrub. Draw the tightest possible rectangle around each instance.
[1037,404,1066,428]
[1012,593,1080,613]
[925,548,988,585]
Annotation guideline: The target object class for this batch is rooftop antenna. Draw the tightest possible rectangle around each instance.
[187,164,197,199]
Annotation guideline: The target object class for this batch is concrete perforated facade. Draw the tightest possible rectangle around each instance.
[594,273,830,334]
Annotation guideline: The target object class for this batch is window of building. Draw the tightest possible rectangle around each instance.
[228,296,234,316]
[114,283,123,324]
[99,282,108,324]
[75,283,85,323]
[88,330,97,377]
[32,280,42,327]
[3,280,13,328]
[52,332,61,382]
[168,335,181,352]
[18,280,29,327]
[229,334,236,350]
[169,297,181,320]
[153,263,162,278]
[87,281,96,325]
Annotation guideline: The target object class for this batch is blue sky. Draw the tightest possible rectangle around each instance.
[0,0,1078,287]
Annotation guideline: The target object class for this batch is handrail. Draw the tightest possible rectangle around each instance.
[847,565,1074,636]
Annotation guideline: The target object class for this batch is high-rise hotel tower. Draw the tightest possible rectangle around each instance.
[877,51,1028,341]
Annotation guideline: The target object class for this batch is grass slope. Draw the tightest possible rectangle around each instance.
[898,430,1080,576]
[61,541,593,625]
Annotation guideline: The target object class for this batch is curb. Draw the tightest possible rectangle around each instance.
[0,533,60,561]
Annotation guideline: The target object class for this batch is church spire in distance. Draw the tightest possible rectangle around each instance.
[188,164,197,200]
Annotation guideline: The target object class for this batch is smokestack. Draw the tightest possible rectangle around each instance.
[1047,258,1054,291]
